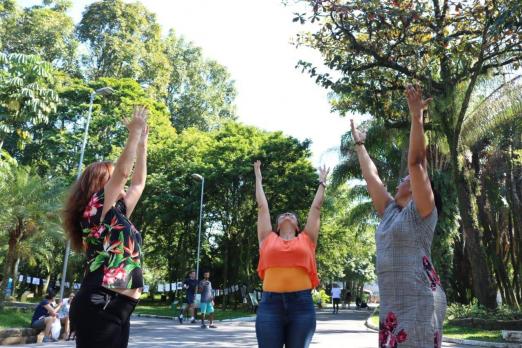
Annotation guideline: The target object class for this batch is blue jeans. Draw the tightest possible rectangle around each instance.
[255,290,316,348]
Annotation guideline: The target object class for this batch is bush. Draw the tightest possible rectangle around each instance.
[312,289,331,307]
[447,302,522,321]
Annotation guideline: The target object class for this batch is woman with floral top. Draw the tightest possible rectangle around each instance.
[351,85,446,347]
[64,106,148,348]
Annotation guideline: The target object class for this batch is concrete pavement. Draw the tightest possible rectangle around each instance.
[10,309,480,347]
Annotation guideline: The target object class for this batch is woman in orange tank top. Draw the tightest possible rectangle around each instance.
[254,160,329,348]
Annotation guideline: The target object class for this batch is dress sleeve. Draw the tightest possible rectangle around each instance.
[382,200,398,219]
[408,200,437,225]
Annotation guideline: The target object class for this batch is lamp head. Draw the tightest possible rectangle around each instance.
[95,87,114,96]
[191,174,203,181]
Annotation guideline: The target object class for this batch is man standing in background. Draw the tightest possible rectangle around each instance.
[199,271,217,329]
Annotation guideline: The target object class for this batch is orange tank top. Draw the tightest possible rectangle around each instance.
[257,232,320,290]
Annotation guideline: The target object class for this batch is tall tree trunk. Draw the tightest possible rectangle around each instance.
[11,257,20,298]
[506,142,522,306]
[450,230,472,304]
[452,161,498,309]
[223,236,229,310]
[0,231,18,309]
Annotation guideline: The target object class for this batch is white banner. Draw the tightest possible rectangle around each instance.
[158,284,164,293]
[143,285,149,293]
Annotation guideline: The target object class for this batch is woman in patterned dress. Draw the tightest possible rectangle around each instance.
[64,106,149,348]
[351,85,446,347]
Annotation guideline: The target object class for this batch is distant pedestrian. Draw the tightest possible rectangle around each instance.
[199,271,216,329]
[178,271,198,324]
[345,289,352,309]
[331,284,341,314]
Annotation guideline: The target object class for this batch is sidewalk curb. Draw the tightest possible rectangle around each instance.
[132,313,256,322]
[364,313,520,348]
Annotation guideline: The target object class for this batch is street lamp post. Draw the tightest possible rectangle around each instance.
[191,174,204,280]
[59,87,114,299]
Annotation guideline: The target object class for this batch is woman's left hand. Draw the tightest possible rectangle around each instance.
[319,165,330,183]
[405,84,432,119]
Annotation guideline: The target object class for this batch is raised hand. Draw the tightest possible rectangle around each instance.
[318,165,330,183]
[350,119,366,144]
[124,105,148,134]
[405,84,432,119]
[254,160,262,180]
[138,125,149,148]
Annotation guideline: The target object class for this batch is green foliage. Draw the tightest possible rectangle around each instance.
[447,302,522,321]
[0,53,59,150]
[77,0,170,97]
[164,31,237,131]
[0,159,64,305]
[0,0,78,72]
[312,288,330,306]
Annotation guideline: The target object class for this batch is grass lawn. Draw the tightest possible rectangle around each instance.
[0,309,32,329]
[134,304,254,321]
[368,312,504,343]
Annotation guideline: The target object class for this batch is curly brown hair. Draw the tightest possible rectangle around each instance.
[63,161,113,251]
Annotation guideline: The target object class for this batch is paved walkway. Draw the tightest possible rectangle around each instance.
[12,310,477,347]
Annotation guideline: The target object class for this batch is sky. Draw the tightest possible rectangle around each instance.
[20,0,364,167]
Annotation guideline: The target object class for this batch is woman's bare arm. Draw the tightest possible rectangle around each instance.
[254,161,272,244]
[304,165,329,244]
[102,106,148,220]
[405,84,435,218]
[351,119,393,216]
[124,126,148,218]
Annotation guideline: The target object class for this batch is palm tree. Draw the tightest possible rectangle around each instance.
[0,161,62,308]
[460,74,522,308]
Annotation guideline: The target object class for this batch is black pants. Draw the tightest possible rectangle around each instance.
[333,298,340,312]
[70,287,138,348]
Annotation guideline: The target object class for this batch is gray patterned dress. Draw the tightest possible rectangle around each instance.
[376,200,447,348]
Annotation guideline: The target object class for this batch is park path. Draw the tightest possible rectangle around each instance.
[11,309,476,347]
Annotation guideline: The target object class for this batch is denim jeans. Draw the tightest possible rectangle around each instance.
[255,289,316,348]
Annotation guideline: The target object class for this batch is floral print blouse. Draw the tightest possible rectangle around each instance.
[80,189,144,290]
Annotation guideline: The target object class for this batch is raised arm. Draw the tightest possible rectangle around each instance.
[405,84,435,218]
[304,165,329,244]
[102,106,148,220]
[351,119,393,216]
[254,160,272,244]
[124,125,148,218]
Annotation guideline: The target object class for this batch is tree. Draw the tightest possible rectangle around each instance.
[461,75,522,307]
[0,0,78,73]
[164,30,237,131]
[0,53,59,152]
[0,161,62,307]
[296,0,522,309]
[77,0,170,97]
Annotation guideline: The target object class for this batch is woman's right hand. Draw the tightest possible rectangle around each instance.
[124,106,148,134]
[254,160,262,180]
[350,119,365,144]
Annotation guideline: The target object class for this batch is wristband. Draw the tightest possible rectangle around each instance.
[355,141,365,146]
[319,180,327,188]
